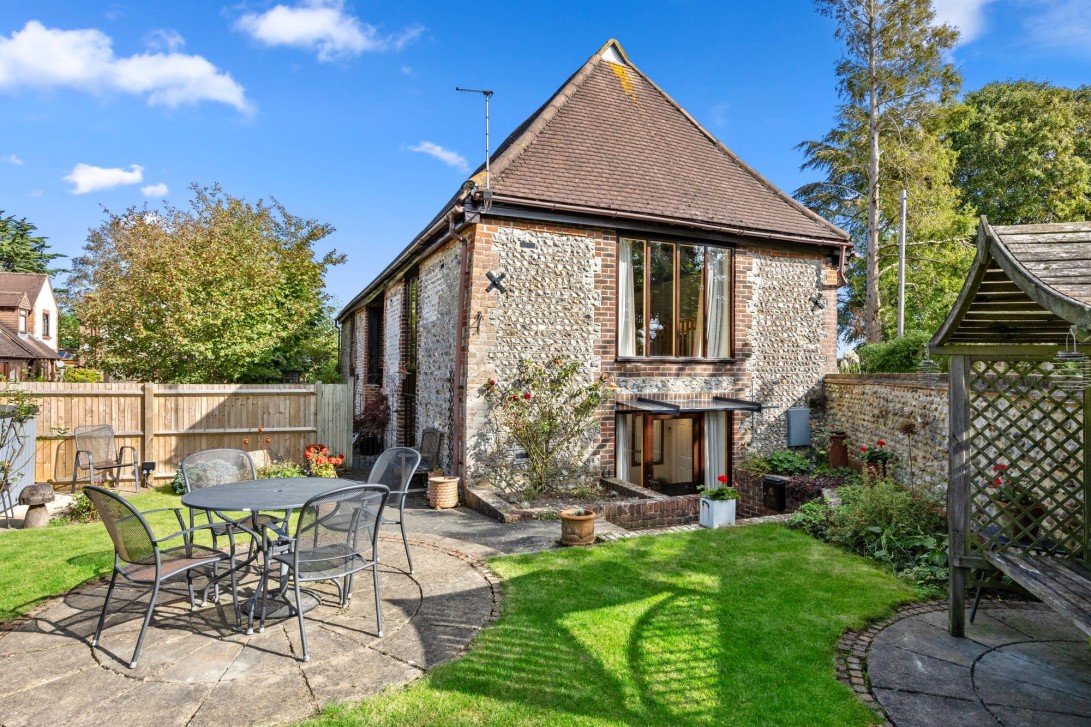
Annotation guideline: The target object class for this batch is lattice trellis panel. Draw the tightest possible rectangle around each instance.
[968,359,1087,562]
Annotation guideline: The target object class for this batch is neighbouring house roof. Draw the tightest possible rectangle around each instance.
[0,273,49,307]
[0,292,30,310]
[931,217,1091,352]
[0,326,58,361]
[339,39,847,321]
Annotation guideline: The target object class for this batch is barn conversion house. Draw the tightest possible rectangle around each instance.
[339,40,849,508]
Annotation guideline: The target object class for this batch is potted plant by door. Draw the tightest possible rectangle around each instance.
[987,463,1045,540]
[699,474,739,528]
[427,467,459,509]
[858,440,894,478]
[558,507,596,546]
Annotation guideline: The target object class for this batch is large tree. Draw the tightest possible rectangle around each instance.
[0,211,64,274]
[951,80,1091,225]
[69,184,345,383]
[799,0,967,343]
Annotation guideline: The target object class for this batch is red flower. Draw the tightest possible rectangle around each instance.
[511,395,519,401]
[999,463,1007,470]
[995,477,1003,484]
[859,446,868,452]
[523,392,532,400]
[992,465,999,472]
[488,379,495,386]
[717,474,728,484]
[876,439,886,447]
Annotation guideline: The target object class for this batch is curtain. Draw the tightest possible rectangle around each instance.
[706,249,730,357]
[616,414,630,482]
[618,239,636,356]
[704,412,727,488]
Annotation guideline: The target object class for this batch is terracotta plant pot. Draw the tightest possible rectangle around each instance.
[865,461,888,479]
[828,433,848,469]
[427,475,459,509]
[559,507,596,546]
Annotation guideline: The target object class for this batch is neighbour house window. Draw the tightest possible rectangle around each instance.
[18,311,26,334]
[365,305,383,386]
[618,238,732,358]
[42,311,50,338]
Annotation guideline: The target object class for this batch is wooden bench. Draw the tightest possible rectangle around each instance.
[984,550,1091,640]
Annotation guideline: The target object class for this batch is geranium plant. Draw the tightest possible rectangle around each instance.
[987,463,1031,505]
[858,439,894,464]
[699,473,740,501]
[304,443,344,478]
[483,357,613,497]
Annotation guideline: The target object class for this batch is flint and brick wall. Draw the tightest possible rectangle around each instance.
[382,283,404,446]
[823,373,949,491]
[415,241,461,471]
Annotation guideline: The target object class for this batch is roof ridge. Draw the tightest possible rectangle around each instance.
[477,39,623,189]
[618,52,849,242]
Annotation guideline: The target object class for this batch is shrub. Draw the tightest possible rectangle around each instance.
[55,492,99,524]
[259,460,305,479]
[787,500,834,540]
[354,394,390,439]
[855,331,948,373]
[62,367,103,383]
[785,474,840,508]
[169,470,186,495]
[766,449,813,475]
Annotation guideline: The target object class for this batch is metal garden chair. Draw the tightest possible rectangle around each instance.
[418,428,442,472]
[84,486,240,669]
[367,447,421,573]
[71,424,139,493]
[255,483,388,662]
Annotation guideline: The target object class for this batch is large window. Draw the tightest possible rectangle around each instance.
[365,305,383,386]
[618,238,731,358]
[616,411,731,495]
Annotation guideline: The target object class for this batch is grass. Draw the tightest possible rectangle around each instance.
[312,524,915,727]
[0,486,200,621]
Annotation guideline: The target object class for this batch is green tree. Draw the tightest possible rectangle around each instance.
[0,211,64,274]
[68,184,345,383]
[951,80,1091,225]
[798,0,970,343]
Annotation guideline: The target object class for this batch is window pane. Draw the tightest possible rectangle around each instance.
[706,248,731,357]
[648,242,674,356]
[678,245,705,357]
[631,241,646,357]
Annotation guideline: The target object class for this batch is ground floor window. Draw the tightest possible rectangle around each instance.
[616,412,730,495]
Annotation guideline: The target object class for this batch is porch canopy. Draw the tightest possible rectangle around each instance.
[931,216,1091,639]
[615,395,763,414]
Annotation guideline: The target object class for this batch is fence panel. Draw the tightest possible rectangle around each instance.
[18,382,351,486]
[316,383,352,460]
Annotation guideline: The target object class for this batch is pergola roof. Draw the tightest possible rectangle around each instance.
[931,217,1091,353]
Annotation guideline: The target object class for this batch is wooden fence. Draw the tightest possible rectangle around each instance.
[21,383,352,486]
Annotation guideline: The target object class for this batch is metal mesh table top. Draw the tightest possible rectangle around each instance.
[181,478,351,512]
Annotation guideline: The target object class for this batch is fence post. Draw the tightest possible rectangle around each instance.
[142,383,156,471]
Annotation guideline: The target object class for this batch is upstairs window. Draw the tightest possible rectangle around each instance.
[618,238,732,358]
[42,311,50,338]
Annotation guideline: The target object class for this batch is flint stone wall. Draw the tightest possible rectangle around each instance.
[382,283,404,446]
[415,241,461,470]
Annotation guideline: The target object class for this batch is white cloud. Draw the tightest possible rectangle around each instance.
[144,29,185,52]
[0,21,250,112]
[63,163,143,194]
[236,1,423,61]
[932,0,996,45]
[2,153,21,165]
[1026,1,1091,55]
[141,182,169,197]
[408,142,469,172]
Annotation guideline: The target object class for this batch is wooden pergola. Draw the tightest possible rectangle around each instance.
[931,217,1091,640]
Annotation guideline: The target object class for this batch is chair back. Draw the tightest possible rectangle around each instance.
[84,486,156,565]
[73,424,118,464]
[292,484,388,574]
[419,428,443,468]
[181,449,256,492]
[367,447,421,496]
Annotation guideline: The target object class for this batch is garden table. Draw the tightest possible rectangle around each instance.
[182,477,346,631]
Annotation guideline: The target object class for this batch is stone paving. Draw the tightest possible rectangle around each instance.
[0,532,500,727]
[849,601,1091,726]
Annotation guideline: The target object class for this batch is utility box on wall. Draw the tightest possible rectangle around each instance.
[786,407,811,447]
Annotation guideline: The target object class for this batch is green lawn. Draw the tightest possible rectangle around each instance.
[313,524,915,727]
[0,487,198,621]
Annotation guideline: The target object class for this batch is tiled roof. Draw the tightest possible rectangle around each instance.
[478,40,848,244]
[0,292,29,309]
[0,273,48,305]
[0,327,57,360]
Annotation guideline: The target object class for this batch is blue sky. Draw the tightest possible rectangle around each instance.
[2,0,1090,311]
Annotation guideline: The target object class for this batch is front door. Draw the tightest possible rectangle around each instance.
[641,413,703,494]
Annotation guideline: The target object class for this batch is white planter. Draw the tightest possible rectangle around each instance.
[699,497,736,528]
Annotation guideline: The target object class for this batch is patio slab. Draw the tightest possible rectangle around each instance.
[0,532,500,727]
[869,606,1091,726]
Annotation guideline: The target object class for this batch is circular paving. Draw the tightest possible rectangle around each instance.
[866,605,1091,726]
[0,534,499,727]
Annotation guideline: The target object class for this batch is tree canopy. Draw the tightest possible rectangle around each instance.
[951,80,1091,225]
[68,184,345,383]
[798,0,973,343]
[0,212,64,274]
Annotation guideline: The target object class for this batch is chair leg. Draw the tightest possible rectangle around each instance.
[227,556,241,630]
[255,555,272,635]
[130,580,161,669]
[294,578,310,662]
[372,560,383,638]
[186,570,197,611]
[92,569,119,648]
[399,514,413,574]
